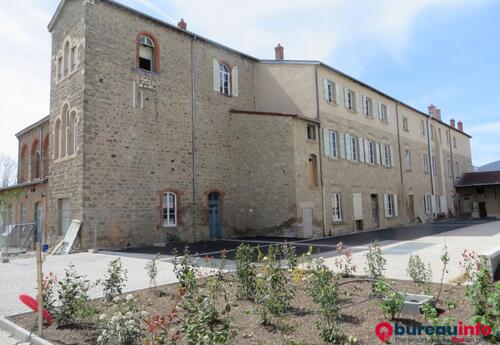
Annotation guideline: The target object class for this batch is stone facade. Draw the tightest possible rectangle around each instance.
[0,0,473,249]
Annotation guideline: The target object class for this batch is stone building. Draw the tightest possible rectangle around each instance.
[456,171,500,219]
[0,0,473,250]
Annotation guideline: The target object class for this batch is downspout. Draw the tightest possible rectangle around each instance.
[395,103,404,220]
[191,36,197,223]
[426,116,436,218]
[39,126,44,179]
[314,65,327,237]
[448,127,457,214]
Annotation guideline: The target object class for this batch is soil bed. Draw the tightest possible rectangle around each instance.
[10,277,475,345]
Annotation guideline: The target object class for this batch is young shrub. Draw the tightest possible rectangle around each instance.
[102,258,128,302]
[56,264,95,327]
[281,242,298,270]
[97,294,146,345]
[235,244,257,299]
[406,254,432,284]
[372,280,404,320]
[333,242,356,277]
[39,272,57,314]
[305,257,343,343]
[254,245,295,325]
[436,244,450,301]
[172,248,198,293]
[145,253,160,289]
[364,240,386,279]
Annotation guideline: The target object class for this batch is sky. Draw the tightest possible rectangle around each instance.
[0,0,499,167]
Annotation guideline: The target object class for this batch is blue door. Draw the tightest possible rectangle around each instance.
[208,192,221,239]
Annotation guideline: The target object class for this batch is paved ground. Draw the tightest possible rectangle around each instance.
[0,330,20,345]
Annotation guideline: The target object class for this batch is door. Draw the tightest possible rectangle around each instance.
[408,195,415,221]
[302,208,313,238]
[370,194,379,228]
[34,202,44,244]
[479,202,487,219]
[353,193,363,231]
[59,199,71,236]
[208,192,222,239]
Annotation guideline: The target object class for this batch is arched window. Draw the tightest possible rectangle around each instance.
[162,192,177,227]
[63,41,70,76]
[138,35,155,72]
[31,139,40,180]
[71,112,78,153]
[42,134,49,178]
[55,119,61,159]
[20,145,28,183]
[219,63,230,95]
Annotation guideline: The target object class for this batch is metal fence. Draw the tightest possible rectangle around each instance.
[1,222,37,262]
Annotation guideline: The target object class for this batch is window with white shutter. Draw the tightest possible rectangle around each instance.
[332,193,342,222]
[379,103,388,122]
[232,66,239,97]
[404,150,412,170]
[423,153,429,174]
[431,155,437,175]
[325,130,338,158]
[349,135,359,161]
[363,96,373,116]
[366,140,376,164]
[344,88,355,111]
[324,79,336,104]
[384,194,396,218]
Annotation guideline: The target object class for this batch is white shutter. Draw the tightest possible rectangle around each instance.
[379,103,383,120]
[335,82,340,104]
[324,128,331,157]
[345,134,352,160]
[378,143,383,165]
[355,92,361,112]
[386,106,390,123]
[374,100,379,118]
[323,79,329,101]
[353,193,363,220]
[213,58,220,92]
[359,138,365,162]
[339,132,346,159]
[344,87,349,108]
[374,143,379,164]
[231,66,239,97]
[431,195,437,214]
[440,195,447,213]
[390,145,394,167]
[394,194,399,217]
[364,140,370,163]
[384,194,390,218]
[362,95,366,115]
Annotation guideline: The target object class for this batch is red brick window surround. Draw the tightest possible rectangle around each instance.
[136,31,160,73]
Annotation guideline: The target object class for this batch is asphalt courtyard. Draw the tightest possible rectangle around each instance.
[115,219,495,260]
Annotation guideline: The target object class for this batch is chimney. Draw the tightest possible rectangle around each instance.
[457,121,463,132]
[275,43,284,60]
[428,104,436,116]
[435,108,441,120]
[177,18,187,30]
[450,119,456,128]
[428,104,442,120]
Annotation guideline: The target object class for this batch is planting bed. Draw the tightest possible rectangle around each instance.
[10,277,474,345]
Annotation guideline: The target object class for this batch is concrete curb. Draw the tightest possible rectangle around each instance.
[0,317,53,345]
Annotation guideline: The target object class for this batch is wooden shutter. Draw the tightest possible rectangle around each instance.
[353,193,363,220]
[440,195,447,213]
[378,143,383,165]
[383,194,390,217]
[343,87,349,108]
[232,66,239,97]
[355,92,361,112]
[390,145,394,167]
[359,138,365,162]
[393,194,398,217]
[213,59,220,92]
[345,134,352,160]
[339,132,346,159]
[374,143,379,164]
[431,195,437,213]
[386,106,390,123]
[324,128,331,157]
[323,79,329,101]
[335,82,340,104]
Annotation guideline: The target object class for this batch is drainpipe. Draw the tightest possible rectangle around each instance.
[39,126,43,179]
[191,36,198,224]
[314,65,327,237]
[426,116,437,218]
[448,127,457,214]
[395,103,404,220]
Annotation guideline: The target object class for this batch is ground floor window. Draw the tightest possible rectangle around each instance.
[384,194,398,218]
[332,193,342,222]
[162,192,177,227]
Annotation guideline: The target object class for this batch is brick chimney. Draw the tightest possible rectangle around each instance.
[457,121,463,132]
[428,104,436,115]
[428,104,442,120]
[177,18,187,30]
[450,119,456,128]
[275,43,284,60]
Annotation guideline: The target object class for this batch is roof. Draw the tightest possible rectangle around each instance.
[0,179,48,193]
[455,171,500,187]
[15,116,49,138]
[46,0,471,140]
[230,109,320,123]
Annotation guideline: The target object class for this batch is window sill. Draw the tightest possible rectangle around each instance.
[325,100,338,106]
[332,220,344,225]
[54,153,78,163]
[326,156,338,161]
[56,68,79,84]
[132,67,159,76]
[306,139,318,143]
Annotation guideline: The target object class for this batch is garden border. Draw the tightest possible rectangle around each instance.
[0,316,53,345]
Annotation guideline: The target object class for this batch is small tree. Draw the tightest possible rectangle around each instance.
[102,258,128,301]
[406,254,432,284]
[365,241,386,279]
[0,153,16,188]
[145,253,160,289]
[235,244,256,299]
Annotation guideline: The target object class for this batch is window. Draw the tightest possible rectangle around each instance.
[57,56,63,80]
[384,194,397,218]
[446,131,450,145]
[455,161,459,178]
[20,204,27,224]
[218,63,230,95]
[72,112,78,152]
[33,152,40,179]
[350,136,358,161]
[55,119,61,159]
[324,79,336,103]
[379,103,388,122]
[363,96,373,116]
[453,137,457,148]
[424,194,432,214]
[402,117,409,132]
[308,154,318,186]
[382,144,391,167]
[63,41,70,76]
[6,205,13,226]
[345,89,356,111]
[162,192,177,227]
[431,155,437,175]
[420,120,426,136]
[326,130,338,158]
[423,153,429,174]
[438,128,442,143]
[307,124,316,141]
[70,46,77,71]
[64,110,70,157]
[366,140,376,164]
[404,149,412,170]
[447,159,452,177]
[138,35,155,72]
[332,193,342,222]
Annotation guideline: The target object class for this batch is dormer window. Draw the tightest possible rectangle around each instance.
[219,63,230,95]
[138,35,155,72]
